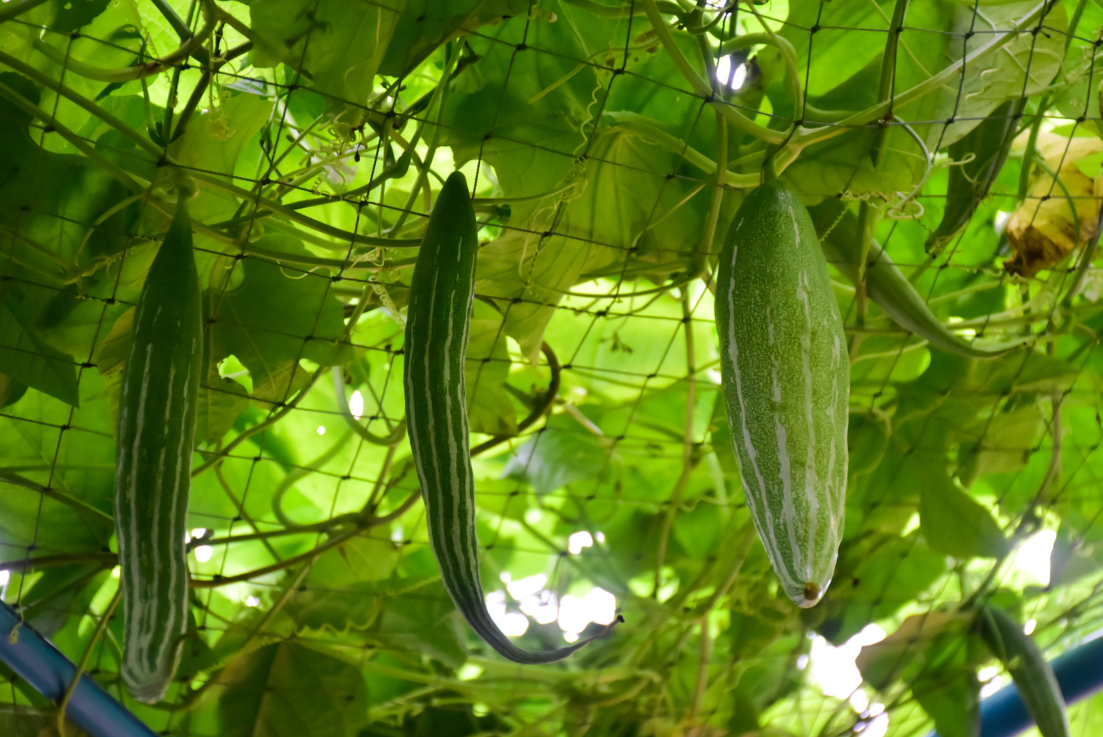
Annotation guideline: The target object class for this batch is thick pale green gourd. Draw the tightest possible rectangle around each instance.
[404,171,619,662]
[114,195,201,703]
[715,179,849,608]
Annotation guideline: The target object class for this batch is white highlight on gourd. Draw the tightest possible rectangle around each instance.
[349,390,364,419]
[788,205,801,248]
[726,267,794,594]
[798,271,817,582]
[825,332,842,533]
[125,342,153,678]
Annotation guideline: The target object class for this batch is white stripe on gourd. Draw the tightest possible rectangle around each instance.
[404,171,620,662]
[715,177,849,608]
[114,195,201,703]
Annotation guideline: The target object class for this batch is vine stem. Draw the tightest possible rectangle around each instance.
[214,464,282,562]
[186,170,422,248]
[741,4,807,125]
[33,0,217,83]
[56,587,122,737]
[332,368,407,446]
[652,292,700,598]
[189,529,359,589]
[270,430,355,528]
[0,0,50,23]
[787,0,1053,151]
[388,43,460,235]
[469,341,562,457]
[0,552,117,574]
[640,0,787,144]
[0,471,114,524]
[191,366,327,478]
[693,111,727,278]
[688,615,712,724]
[0,81,146,195]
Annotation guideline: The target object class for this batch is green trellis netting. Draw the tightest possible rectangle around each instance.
[1,0,1103,735]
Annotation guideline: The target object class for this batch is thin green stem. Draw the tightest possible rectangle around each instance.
[695,112,727,277]
[640,0,787,144]
[0,81,146,194]
[189,529,358,588]
[1018,97,1049,202]
[1066,0,1090,53]
[604,114,759,187]
[0,552,117,574]
[193,516,358,549]
[57,587,122,737]
[0,471,115,525]
[33,0,216,83]
[191,367,327,478]
[742,5,806,124]
[389,43,459,235]
[0,0,51,23]
[188,170,422,247]
[271,429,355,528]
[214,463,282,561]
[790,1,1051,151]
[332,368,407,446]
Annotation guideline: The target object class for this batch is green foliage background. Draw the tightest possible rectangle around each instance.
[1,0,1102,735]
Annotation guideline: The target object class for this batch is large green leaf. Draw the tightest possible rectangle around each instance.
[918,464,1008,559]
[211,250,353,401]
[218,641,369,737]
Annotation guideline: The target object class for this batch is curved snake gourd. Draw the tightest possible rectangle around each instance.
[114,192,201,703]
[404,171,620,662]
[979,606,1070,737]
[716,174,849,608]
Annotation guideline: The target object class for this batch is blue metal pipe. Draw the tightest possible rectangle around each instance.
[930,632,1103,737]
[0,601,157,737]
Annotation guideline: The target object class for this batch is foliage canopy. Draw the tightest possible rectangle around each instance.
[2,1,1103,736]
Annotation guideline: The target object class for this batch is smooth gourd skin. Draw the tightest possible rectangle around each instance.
[404,172,618,662]
[115,196,201,703]
[979,606,1070,737]
[716,180,849,608]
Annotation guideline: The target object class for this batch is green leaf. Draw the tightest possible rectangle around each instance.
[169,92,275,222]
[218,641,368,737]
[0,282,80,407]
[212,254,352,401]
[283,537,402,634]
[919,466,1007,559]
[248,0,403,123]
[18,564,110,638]
[196,373,250,445]
[369,582,467,668]
[465,301,516,436]
[1075,149,1103,179]
[857,611,974,691]
[913,668,980,737]
[928,2,1066,147]
[502,415,614,495]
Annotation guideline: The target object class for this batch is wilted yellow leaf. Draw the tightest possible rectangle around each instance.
[1006,131,1102,276]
